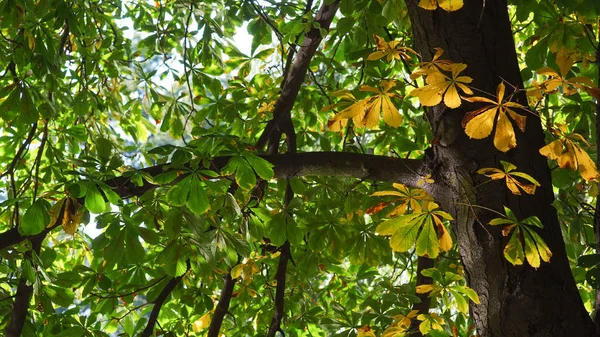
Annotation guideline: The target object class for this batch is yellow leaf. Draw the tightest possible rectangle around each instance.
[418,0,438,10]
[381,95,402,127]
[438,225,453,251]
[443,82,462,108]
[540,136,600,181]
[357,324,377,337]
[418,0,463,11]
[327,117,347,132]
[231,264,244,279]
[463,83,526,151]
[367,51,387,61]
[361,98,381,128]
[539,139,563,160]
[438,0,463,11]
[368,35,417,63]
[494,110,517,152]
[416,284,435,294]
[193,313,211,332]
[410,63,471,109]
[464,107,496,139]
[573,144,600,181]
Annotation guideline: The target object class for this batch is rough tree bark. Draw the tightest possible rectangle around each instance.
[404,0,600,336]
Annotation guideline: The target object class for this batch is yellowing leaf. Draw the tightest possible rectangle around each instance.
[416,284,435,294]
[368,34,417,63]
[419,0,463,11]
[477,161,540,195]
[357,324,377,337]
[193,313,211,332]
[48,197,84,235]
[372,183,432,215]
[410,63,472,109]
[327,80,403,129]
[410,48,453,80]
[539,131,600,181]
[489,207,551,268]
[376,202,453,258]
[417,313,445,335]
[418,0,437,10]
[463,82,527,152]
[438,0,463,11]
[535,52,595,96]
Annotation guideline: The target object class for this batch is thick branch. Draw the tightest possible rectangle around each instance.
[257,0,339,151]
[0,152,425,252]
[140,260,190,337]
[6,234,45,337]
[208,271,236,337]
[106,152,425,199]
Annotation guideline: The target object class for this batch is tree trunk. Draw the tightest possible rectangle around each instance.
[404,0,600,336]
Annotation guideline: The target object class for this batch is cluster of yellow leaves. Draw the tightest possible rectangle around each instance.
[367,35,417,63]
[48,196,84,235]
[462,82,527,152]
[231,252,281,288]
[258,100,275,114]
[380,310,446,336]
[326,80,403,131]
[381,310,419,337]
[415,268,480,314]
[490,207,551,268]
[539,124,600,181]
[418,0,463,12]
[369,183,432,216]
[357,324,377,337]
[478,161,540,195]
[409,49,473,109]
[533,49,595,98]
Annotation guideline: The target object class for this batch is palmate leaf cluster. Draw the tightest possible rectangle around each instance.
[0,0,599,336]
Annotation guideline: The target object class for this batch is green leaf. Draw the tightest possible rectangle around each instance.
[578,254,600,268]
[125,226,145,265]
[167,177,192,206]
[45,284,74,307]
[21,199,50,236]
[164,209,182,239]
[152,171,179,185]
[104,229,125,269]
[223,156,257,190]
[187,175,209,215]
[85,184,107,214]
[99,183,122,205]
[242,152,274,180]
[415,218,438,257]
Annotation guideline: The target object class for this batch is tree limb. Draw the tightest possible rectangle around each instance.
[5,234,45,337]
[267,240,291,336]
[105,152,425,199]
[256,0,340,152]
[208,271,237,337]
[408,256,434,336]
[140,260,191,337]
[0,152,425,252]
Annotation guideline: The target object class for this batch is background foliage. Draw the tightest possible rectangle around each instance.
[0,0,599,336]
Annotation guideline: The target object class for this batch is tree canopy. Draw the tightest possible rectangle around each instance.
[1,0,600,336]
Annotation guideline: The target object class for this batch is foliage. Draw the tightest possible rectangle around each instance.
[0,0,599,336]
